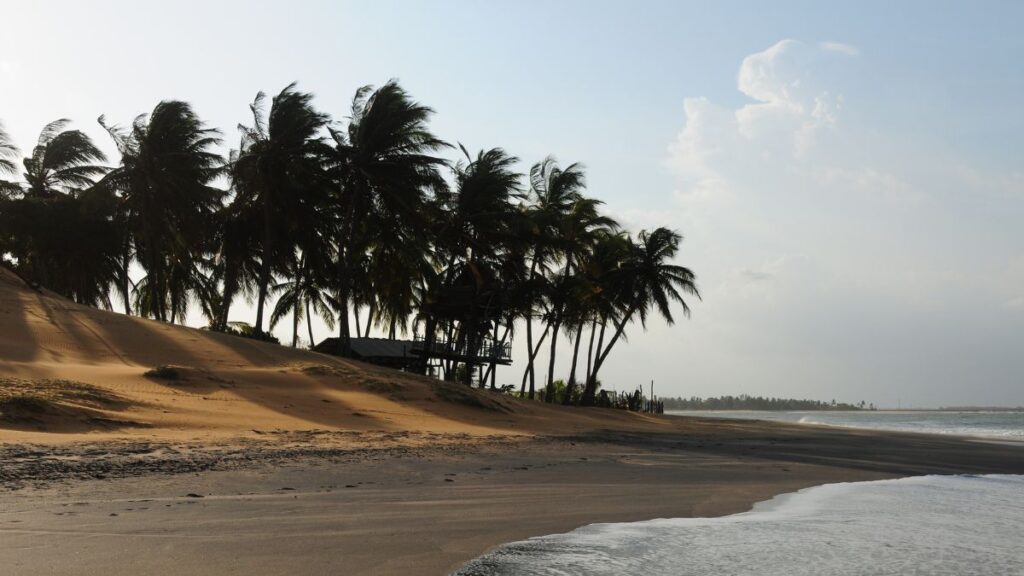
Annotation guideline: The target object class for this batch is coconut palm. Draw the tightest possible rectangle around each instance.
[0,121,20,197]
[522,158,586,399]
[543,196,618,402]
[21,119,107,198]
[580,228,699,406]
[232,83,331,336]
[207,194,263,330]
[365,220,433,340]
[327,80,448,356]
[0,183,122,306]
[431,146,523,383]
[0,120,117,306]
[99,101,224,321]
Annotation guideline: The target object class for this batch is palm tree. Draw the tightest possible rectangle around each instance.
[580,228,699,405]
[365,219,433,339]
[523,158,586,399]
[269,249,337,348]
[327,80,448,356]
[21,119,107,198]
[232,83,331,337]
[431,146,524,383]
[0,121,20,197]
[99,101,224,321]
[0,183,122,306]
[209,195,263,330]
[543,196,618,402]
[0,120,119,306]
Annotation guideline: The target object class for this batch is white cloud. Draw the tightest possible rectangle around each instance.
[668,39,850,205]
[661,39,1024,406]
[732,40,842,158]
[819,41,860,56]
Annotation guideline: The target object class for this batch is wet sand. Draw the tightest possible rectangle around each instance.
[3,419,1024,575]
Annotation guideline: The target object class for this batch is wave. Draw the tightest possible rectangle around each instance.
[453,475,1024,575]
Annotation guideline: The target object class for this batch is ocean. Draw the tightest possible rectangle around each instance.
[667,409,1024,442]
[454,411,1024,575]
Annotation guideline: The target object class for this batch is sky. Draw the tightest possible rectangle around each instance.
[1,1,1022,407]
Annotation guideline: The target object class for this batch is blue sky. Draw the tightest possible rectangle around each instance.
[2,1,1022,406]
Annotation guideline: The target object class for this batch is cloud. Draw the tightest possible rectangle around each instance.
[668,39,850,203]
[734,39,843,157]
[661,39,1024,406]
[819,41,860,56]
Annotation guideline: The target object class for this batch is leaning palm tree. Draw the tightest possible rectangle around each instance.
[327,80,448,356]
[232,83,331,336]
[99,101,223,321]
[21,119,107,198]
[580,228,699,405]
[543,196,618,402]
[523,157,587,399]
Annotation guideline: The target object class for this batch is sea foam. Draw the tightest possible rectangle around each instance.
[453,475,1024,575]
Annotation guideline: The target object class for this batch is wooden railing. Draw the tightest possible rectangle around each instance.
[411,335,511,362]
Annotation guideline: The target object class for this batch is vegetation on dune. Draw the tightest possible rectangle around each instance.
[0,81,699,408]
[0,378,131,425]
[143,365,184,381]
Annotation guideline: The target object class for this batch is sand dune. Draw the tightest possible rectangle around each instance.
[0,267,669,444]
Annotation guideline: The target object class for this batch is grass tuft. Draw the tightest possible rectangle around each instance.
[144,365,183,380]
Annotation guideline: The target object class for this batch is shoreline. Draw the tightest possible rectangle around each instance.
[3,419,1024,575]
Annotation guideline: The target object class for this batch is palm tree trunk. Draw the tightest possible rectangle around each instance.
[419,316,437,375]
[544,317,562,403]
[120,237,131,315]
[487,323,503,390]
[335,273,352,356]
[306,300,314,348]
[523,256,540,399]
[582,306,637,406]
[353,305,362,339]
[520,322,551,399]
[364,306,374,338]
[563,323,584,405]
[585,318,597,384]
[292,299,300,348]
[255,193,274,336]
[581,318,608,406]
[218,261,238,332]
[334,183,362,357]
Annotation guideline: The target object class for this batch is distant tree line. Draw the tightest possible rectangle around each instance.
[663,395,871,411]
[0,80,699,406]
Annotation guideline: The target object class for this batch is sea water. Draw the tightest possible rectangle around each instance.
[667,410,1024,442]
[454,474,1024,575]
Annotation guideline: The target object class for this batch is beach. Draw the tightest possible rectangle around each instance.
[3,269,1024,574]
[4,421,1024,575]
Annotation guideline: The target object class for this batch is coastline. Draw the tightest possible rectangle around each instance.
[3,418,1024,575]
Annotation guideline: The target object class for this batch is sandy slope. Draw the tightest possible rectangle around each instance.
[0,267,669,443]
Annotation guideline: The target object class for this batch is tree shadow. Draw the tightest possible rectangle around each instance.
[0,271,42,363]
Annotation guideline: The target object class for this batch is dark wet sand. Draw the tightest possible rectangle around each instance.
[2,417,1024,575]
